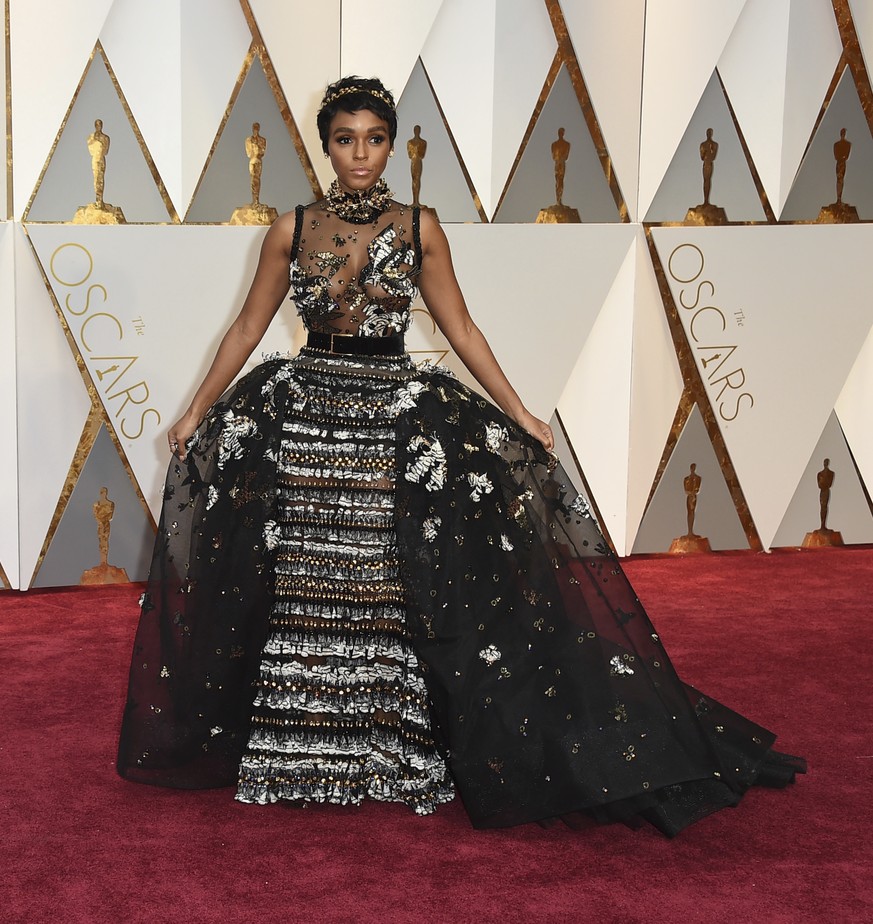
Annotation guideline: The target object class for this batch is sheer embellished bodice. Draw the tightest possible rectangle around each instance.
[289,200,421,338]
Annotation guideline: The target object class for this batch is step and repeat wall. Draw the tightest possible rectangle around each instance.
[2,0,873,590]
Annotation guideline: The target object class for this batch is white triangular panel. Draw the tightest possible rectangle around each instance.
[341,0,444,106]
[718,0,790,216]
[27,225,303,517]
[652,225,873,550]
[250,0,340,192]
[850,0,873,78]
[99,1,182,213]
[626,231,683,553]
[557,238,636,553]
[434,223,636,419]
[9,0,115,217]
[422,0,496,215]
[779,1,843,216]
[100,0,252,216]
[835,322,873,500]
[638,0,747,219]
[491,0,556,217]
[0,226,18,586]
[562,0,645,221]
[15,226,92,586]
[1,26,8,219]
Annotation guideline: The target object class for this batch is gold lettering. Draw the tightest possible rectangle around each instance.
[696,344,738,379]
[49,242,93,287]
[710,366,747,402]
[108,380,151,417]
[65,282,107,317]
[720,392,754,421]
[667,243,704,284]
[121,407,161,440]
[91,355,138,393]
[81,312,122,351]
[689,306,726,342]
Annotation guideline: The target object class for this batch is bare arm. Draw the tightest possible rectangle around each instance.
[168,210,296,458]
[417,211,554,450]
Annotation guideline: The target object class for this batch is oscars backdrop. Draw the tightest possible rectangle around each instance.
[3,0,873,590]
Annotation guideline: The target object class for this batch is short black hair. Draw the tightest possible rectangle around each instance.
[317,76,397,154]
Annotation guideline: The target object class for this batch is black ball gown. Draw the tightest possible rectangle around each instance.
[117,187,804,836]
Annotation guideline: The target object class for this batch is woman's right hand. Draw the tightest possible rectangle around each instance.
[167,411,202,461]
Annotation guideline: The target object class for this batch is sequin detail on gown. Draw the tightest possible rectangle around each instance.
[235,201,453,812]
[235,352,454,812]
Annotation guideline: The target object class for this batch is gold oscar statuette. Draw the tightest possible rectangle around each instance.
[816,129,860,223]
[73,119,127,224]
[802,459,844,547]
[406,125,439,220]
[230,122,279,225]
[684,128,727,226]
[536,128,581,223]
[669,463,712,553]
[80,487,130,585]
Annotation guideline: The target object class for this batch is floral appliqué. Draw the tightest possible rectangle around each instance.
[216,411,258,469]
[406,434,447,492]
[479,645,502,666]
[484,422,508,455]
[467,472,493,502]
[421,516,441,541]
[609,655,635,677]
[263,520,281,550]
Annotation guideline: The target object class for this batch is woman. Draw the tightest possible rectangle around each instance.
[118,77,803,835]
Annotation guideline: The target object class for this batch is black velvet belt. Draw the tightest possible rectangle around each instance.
[306,331,405,356]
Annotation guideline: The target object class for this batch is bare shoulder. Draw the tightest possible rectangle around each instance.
[262,209,299,257]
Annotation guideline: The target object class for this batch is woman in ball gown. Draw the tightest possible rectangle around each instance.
[117,77,804,836]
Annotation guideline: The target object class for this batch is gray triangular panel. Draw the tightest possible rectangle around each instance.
[185,55,312,222]
[781,67,873,222]
[771,411,873,547]
[28,49,170,223]
[644,71,766,224]
[381,59,481,223]
[632,405,749,553]
[34,426,154,588]
[494,65,619,224]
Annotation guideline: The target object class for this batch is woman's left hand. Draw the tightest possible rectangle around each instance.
[514,409,554,452]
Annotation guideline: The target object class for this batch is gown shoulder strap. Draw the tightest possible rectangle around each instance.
[291,204,305,261]
[412,206,422,269]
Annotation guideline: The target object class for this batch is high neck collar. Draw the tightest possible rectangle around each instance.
[324,178,393,224]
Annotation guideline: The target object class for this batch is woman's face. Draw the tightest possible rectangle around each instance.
[326,108,393,193]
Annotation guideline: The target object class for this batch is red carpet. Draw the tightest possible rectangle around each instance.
[2,549,870,923]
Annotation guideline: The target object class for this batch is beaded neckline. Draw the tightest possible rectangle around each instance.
[324,178,394,224]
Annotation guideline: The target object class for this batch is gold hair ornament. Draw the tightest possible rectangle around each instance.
[319,85,395,112]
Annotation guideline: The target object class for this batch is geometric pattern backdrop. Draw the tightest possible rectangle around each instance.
[3,0,873,589]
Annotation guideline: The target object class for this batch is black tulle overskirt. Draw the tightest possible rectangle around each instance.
[117,352,804,836]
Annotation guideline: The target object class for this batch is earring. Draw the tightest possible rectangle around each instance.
[389,150,395,157]
[324,152,329,159]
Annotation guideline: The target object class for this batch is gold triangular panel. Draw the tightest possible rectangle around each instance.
[493,64,619,224]
[644,71,767,224]
[781,66,873,222]
[26,44,173,224]
[185,50,314,223]
[0,563,11,590]
[33,424,153,589]
[631,404,749,554]
[771,411,873,548]
[381,59,482,223]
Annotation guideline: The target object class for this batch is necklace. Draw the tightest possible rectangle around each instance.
[324,178,393,224]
